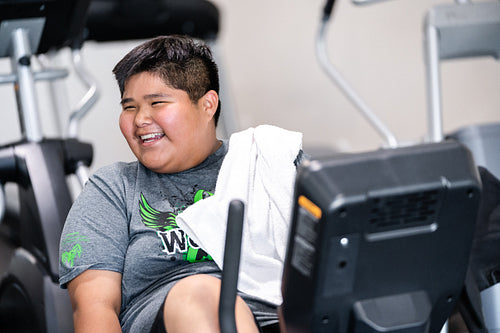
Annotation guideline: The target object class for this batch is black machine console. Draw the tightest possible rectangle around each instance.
[280,141,481,333]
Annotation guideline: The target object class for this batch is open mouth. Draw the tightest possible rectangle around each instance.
[140,133,165,143]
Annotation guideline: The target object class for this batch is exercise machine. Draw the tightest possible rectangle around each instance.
[0,1,223,332]
[280,141,481,333]
[424,1,500,332]
[222,1,498,333]
[278,1,498,332]
[219,144,482,333]
[0,1,93,332]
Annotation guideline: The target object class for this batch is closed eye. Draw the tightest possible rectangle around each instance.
[122,105,136,111]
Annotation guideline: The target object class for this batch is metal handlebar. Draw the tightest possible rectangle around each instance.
[66,47,100,186]
[316,12,399,148]
[67,48,100,139]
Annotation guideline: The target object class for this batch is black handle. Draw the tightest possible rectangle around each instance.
[219,199,245,333]
[323,0,337,20]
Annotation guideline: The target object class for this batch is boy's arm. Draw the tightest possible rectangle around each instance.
[67,269,122,333]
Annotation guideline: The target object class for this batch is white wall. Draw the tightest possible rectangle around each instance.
[1,0,499,173]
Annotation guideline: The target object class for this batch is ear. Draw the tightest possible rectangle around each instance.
[200,90,219,122]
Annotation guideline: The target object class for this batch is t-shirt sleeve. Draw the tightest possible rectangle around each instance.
[59,165,130,288]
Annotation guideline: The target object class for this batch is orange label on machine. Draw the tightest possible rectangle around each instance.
[298,195,322,219]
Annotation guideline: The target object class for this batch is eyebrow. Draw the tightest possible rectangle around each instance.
[120,97,133,105]
[120,93,171,105]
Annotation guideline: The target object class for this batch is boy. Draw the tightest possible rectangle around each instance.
[59,35,300,332]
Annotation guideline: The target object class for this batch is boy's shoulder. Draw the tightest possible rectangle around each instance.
[94,160,139,176]
[90,161,146,188]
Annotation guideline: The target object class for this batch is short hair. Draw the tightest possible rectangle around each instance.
[112,35,221,126]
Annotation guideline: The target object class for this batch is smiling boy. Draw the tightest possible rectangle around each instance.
[59,36,278,333]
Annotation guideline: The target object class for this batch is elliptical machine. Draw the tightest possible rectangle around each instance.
[221,1,499,333]
[0,1,222,332]
[0,1,93,332]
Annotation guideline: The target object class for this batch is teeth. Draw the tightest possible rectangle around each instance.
[141,133,161,140]
[140,133,164,142]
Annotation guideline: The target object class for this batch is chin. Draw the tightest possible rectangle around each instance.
[144,164,167,173]
[145,162,180,174]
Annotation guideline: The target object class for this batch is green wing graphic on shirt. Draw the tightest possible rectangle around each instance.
[139,192,213,263]
[139,193,178,231]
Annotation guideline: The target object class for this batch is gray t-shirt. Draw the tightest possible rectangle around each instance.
[60,141,257,331]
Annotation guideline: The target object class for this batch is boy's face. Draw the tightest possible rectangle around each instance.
[119,71,220,173]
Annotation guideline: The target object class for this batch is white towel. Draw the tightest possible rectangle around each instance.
[176,125,303,305]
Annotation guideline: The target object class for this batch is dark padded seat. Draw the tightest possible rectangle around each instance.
[85,0,220,42]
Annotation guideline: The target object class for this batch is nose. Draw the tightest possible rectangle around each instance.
[135,107,153,127]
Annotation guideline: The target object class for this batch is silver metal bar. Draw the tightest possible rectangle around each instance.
[424,25,443,142]
[11,28,43,142]
[316,18,398,148]
[67,48,99,138]
[352,0,394,5]
[0,73,17,84]
[0,68,67,85]
[34,68,68,81]
[424,1,500,142]
[74,161,90,187]
[439,320,449,333]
